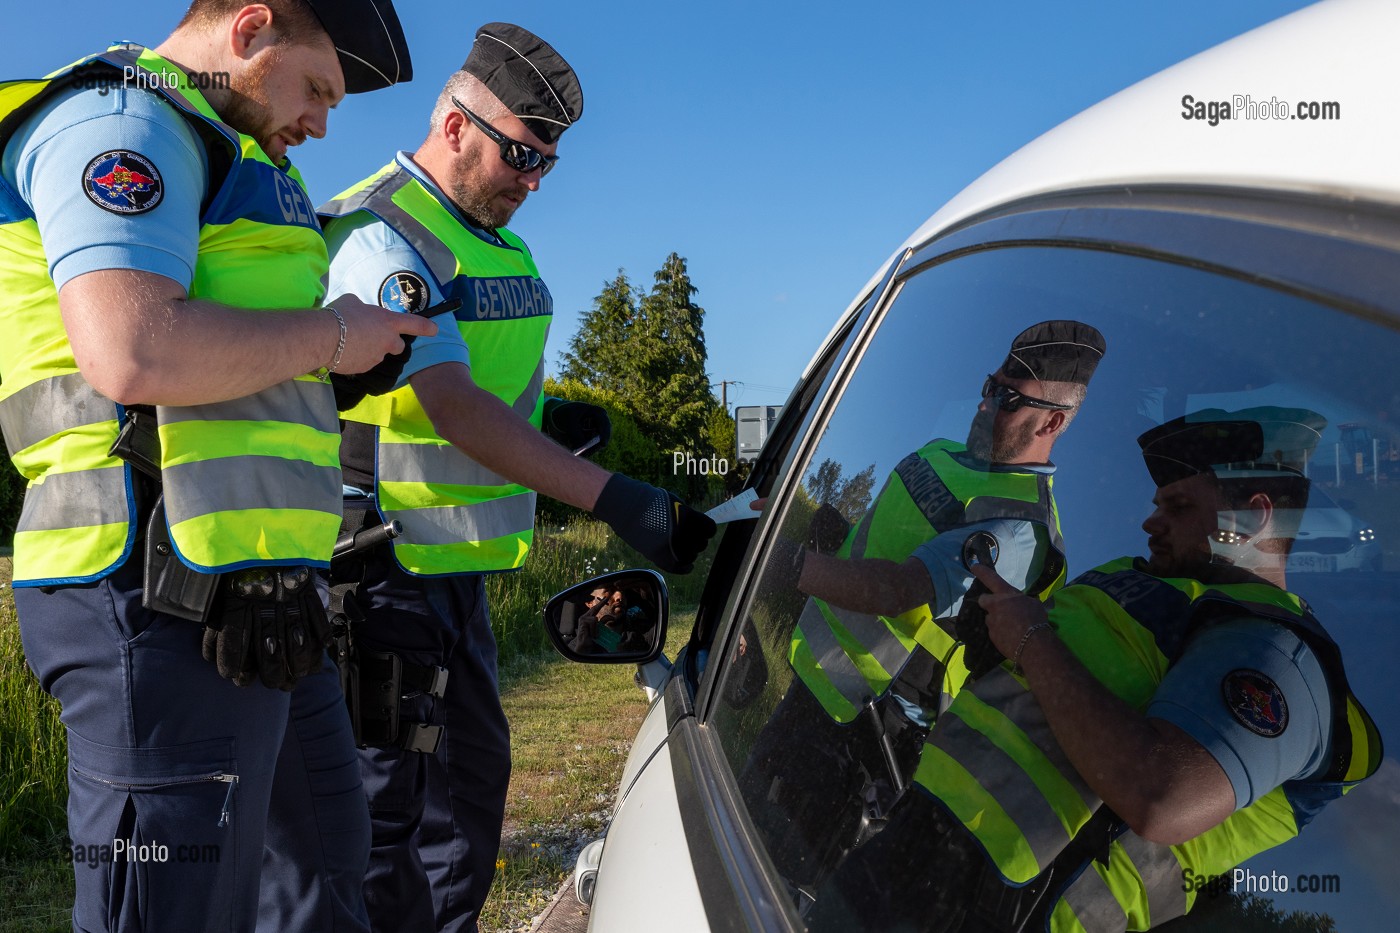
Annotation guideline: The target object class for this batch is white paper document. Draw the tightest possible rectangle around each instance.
[705,488,761,524]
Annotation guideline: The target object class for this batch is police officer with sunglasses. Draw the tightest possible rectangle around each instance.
[316,22,715,932]
[740,321,1106,887]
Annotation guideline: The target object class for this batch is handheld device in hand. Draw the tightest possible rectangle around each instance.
[957,530,1004,679]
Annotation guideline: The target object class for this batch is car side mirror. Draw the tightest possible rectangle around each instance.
[543,569,668,664]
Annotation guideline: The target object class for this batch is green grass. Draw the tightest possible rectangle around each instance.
[480,612,694,932]
[0,557,70,932]
[0,519,711,931]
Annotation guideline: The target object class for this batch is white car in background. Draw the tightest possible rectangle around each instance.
[541,1,1400,929]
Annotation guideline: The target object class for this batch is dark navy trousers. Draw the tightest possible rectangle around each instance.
[354,547,511,933]
[16,556,370,933]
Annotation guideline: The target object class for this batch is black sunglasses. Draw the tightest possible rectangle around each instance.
[452,97,558,177]
[981,374,1074,412]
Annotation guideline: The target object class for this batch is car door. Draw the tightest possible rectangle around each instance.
[593,188,1400,932]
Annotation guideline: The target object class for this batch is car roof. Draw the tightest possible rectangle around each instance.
[805,0,1398,382]
[906,0,1399,249]
[905,0,1399,250]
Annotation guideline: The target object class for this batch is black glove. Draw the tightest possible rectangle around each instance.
[592,473,716,573]
[807,503,851,554]
[542,398,612,456]
[327,298,462,412]
[329,339,414,413]
[202,566,333,690]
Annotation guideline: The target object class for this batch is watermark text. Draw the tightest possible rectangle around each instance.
[1181,867,1341,897]
[1180,94,1341,126]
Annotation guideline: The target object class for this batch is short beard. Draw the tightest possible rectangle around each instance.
[450,146,526,230]
[217,50,281,156]
[965,409,1040,463]
[992,417,1040,463]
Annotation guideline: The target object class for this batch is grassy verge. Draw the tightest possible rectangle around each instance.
[480,613,693,932]
[0,556,70,933]
[0,519,708,931]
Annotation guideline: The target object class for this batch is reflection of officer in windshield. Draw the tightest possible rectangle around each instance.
[743,322,1105,886]
[791,321,1106,727]
[809,406,1381,933]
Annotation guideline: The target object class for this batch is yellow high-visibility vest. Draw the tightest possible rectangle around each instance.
[320,161,552,575]
[0,46,338,583]
[791,440,1064,722]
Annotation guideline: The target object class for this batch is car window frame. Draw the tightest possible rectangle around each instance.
[697,185,1400,721]
[660,186,1400,931]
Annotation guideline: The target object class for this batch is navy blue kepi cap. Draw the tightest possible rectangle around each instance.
[304,0,412,93]
[1000,320,1106,386]
[1136,407,1325,488]
[463,23,583,144]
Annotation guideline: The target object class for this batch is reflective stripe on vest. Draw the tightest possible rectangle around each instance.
[915,668,1101,884]
[913,557,1380,931]
[791,440,1063,722]
[320,162,552,575]
[0,47,334,582]
[1041,562,1381,931]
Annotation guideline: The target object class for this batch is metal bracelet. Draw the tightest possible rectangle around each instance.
[1012,621,1055,674]
[313,305,347,382]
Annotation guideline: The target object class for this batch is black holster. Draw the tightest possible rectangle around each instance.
[110,409,222,623]
[356,650,448,753]
[328,505,445,753]
[143,495,220,622]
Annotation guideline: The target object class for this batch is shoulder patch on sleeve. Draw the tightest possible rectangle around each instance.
[81,150,164,214]
[379,271,429,313]
[1222,668,1289,737]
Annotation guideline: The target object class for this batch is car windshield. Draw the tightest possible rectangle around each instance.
[707,242,1400,931]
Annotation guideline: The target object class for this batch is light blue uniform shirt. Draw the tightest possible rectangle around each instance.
[912,517,1050,620]
[1,79,206,290]
[1148,618,1331,808]
[323,152,472,387]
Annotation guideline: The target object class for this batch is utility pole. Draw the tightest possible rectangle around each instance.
[714,380,739,412]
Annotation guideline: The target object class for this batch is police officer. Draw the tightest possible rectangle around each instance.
[0,3,428,931]
[809,407,1381,932]
[317,24,716,931]
[742,322,1104,883]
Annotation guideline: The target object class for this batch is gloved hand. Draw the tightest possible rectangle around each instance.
[592,473,716,573]
[542,398,612,456]
[202,566,333,690]
[329,339,414,412]
[807,503,851,554]
[328,298,461,412]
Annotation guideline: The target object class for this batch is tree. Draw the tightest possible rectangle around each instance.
[558,270,639,390]
[557,254,725,499]
[805,458,877,524]
[1158,891,1338,933]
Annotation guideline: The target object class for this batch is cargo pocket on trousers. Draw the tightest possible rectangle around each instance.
[66,729,239,933]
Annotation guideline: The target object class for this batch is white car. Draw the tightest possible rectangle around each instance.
[542,1,1400,929]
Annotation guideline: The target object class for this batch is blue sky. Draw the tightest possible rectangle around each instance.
[12,0,1317,412]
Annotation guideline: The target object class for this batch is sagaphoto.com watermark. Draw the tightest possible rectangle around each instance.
[1180,94,1341,126]
[60,836,222,870]
[1181,867,1342,898]
[68,67,230,97]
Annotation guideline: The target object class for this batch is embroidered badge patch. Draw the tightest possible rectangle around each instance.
[379,271,429,314]
[1222,669,1289,737]
[82,150,164,214]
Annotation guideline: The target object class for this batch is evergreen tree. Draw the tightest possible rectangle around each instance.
[558,270,639,389]
[635,253,716,459]
[558,254,725,499]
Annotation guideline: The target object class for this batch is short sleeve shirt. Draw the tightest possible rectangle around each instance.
[912,517,1052,618]
[1147,617,1332,808]
[1,76,207,290]
[322,153,472,388]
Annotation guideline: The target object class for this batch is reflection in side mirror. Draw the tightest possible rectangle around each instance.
[543,569,668,664]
